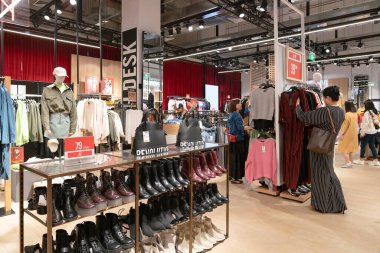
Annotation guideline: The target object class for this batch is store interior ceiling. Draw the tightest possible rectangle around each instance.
[4,0,380,71]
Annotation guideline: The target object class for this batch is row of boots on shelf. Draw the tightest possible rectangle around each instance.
[24,213,134,253]
[28,169,135,225]
[25,215,224,253]
[120,183,228,240]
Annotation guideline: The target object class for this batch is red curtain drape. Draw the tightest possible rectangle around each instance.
[3,32,120,83]
[163,60,241,110]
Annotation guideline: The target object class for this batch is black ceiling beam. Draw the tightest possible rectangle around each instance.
[162,7,221,28]
[207,0,273,32]
[30,0,56,20]
[316,33,380,47]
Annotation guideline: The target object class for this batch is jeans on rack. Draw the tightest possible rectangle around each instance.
[360,134,378,158]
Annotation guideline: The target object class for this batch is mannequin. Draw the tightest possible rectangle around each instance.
[312,72,322,89]
[147,86,155,109]
[41,67,77,140]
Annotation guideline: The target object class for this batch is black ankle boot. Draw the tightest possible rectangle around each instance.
[148,163,166,193]
[71,224,91,253]
[141,164,159,196]
[105,213,134,250]
[202,187,217,209]
[164,159,182,188]
[153,161,174,191]
[52,184,63,225]
[152,199,172,229]
[41,233,53,253]
[83,221,106,253]
[179,194,197,218]
[24,243,42,253]
[139,204,154,237]
[61,186,78,221]
[170,196,186,222]
[128,169,150,199]
[172,158,189,186]
[96,215,122,252]
[161,196,176,225]
[120,208,142,242]
[197,190,212,212]
[147,202,166,232]
[35,186,47,215]
[207,186,223,206]
[211,183,229,203]
[56,229,72,253]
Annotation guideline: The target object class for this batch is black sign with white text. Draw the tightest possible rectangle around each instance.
[122,28,138,104]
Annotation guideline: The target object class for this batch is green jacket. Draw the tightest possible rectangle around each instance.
[41,84,77,133]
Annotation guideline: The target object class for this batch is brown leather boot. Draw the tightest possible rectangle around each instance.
[74,174,97,217]
[101,170,122,208]
[86,172,107,211]
[111,168,135,204]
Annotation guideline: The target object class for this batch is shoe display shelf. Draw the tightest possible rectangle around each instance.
[19,143,229,253]
[280,190,311,203]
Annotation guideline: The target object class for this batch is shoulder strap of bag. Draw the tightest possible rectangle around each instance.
[326,107,336,134]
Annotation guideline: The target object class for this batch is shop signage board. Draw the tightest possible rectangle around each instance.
[64,136,95,160]
[286,47,304,82]
[122,27,138,104]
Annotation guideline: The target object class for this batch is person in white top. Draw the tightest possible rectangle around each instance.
[354,100,380,166]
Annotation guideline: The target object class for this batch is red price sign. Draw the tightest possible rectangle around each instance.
[11,147,24,165]
[286,47,304,82]
[64,136,95,160]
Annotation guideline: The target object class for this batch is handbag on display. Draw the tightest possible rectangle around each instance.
[176,111,204,147]
[307,107,336,154]
[132,109,168,156]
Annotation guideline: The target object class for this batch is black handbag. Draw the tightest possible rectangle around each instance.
[176,111,204,147]
[307,107,336,154]
[132,109,168,156]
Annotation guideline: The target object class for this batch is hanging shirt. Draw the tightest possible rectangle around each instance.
[245,138,277,186]
[15,100,29,146]
[0,86,16,144]
[250,86,275,121]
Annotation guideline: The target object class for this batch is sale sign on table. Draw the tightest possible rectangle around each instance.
[286,47,304,82]
[64,136,95,160]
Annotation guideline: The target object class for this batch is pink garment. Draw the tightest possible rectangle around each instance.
[245,138,277,185]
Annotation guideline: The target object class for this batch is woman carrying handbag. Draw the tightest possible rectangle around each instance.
[227,99,252,184]
[296,86,347,214]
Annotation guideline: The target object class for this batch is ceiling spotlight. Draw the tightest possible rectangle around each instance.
[245,70,248,74]
[342,43,348,51]
[199,20,204,29]
[358,41,363,49]
[253,59,257,63]
[216,50,220,53]
[228,47,232,51]
[366,62,369,67]
[239,9,245,18]
[70,0,77,5]
[215,64,218,68]
[44,15,50,20]
[357,62,360,67]
[168,27,173,36]
[57,9,62,14]
[188,25,193,31]
[316,66,320,72]
[325,47,331,53]
[333,61,337,65]
[317,63,320,67]
[369,56,374,61]
[351,63,355,68]
[256,0,268,12]
[175,26,181,35]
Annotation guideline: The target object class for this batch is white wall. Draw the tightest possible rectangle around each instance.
[310,63,380,108]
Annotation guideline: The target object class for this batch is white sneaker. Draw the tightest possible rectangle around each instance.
[369,160,380,166]
[341,163,352,168]
[353,160,365,165]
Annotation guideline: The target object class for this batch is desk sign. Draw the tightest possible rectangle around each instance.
[64,136,95,160]
[286,47,304,82]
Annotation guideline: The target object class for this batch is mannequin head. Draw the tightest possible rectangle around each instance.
[53,67,68,84]
[322,86,340,106]
[313,72,322,83]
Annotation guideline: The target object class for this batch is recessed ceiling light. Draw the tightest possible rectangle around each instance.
[70,0,77,5]
[57,9,62,14]
[239,13,245,18]
[228,47,232,51]
[44,15,50,20]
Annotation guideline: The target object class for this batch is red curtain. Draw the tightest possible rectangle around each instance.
[3,32,120,83]
[163,60,241,110]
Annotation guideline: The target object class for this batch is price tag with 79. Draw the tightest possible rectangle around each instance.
[75,142,83,150]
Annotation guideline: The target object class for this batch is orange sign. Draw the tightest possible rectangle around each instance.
[11,147,24,164]
[286,47,304,82]
[64,136,95,160]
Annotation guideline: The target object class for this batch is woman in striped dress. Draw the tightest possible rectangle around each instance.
[296,86,347,214]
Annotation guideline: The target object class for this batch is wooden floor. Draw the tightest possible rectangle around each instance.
[1,154,380,253]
